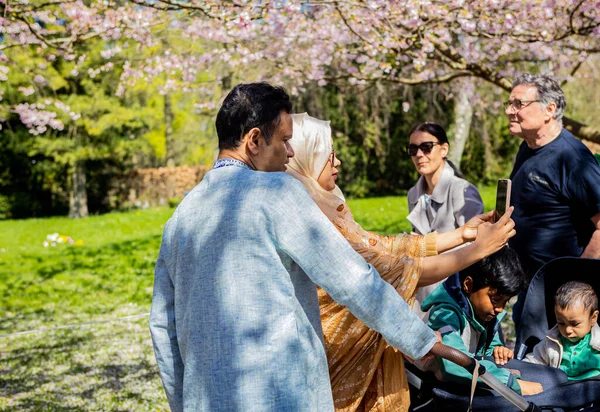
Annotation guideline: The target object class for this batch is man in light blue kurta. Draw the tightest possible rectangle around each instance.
[149,83,437,411]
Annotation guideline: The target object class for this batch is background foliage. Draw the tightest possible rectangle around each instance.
[1,1,600,218]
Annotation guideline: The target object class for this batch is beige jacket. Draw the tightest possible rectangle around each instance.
[525,323,600,367]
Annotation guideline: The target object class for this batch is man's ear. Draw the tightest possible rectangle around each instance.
[591,309,599,325]
[245,127,262,155]
[545,102,557,122]
[462,276,473,295]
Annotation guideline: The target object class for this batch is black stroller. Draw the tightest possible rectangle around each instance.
[408,257,600,412]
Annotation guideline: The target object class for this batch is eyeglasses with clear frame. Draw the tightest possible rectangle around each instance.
[503,99,541,111]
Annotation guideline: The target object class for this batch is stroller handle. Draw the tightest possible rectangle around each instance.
[429,342,541,412]
[430,342,479,372]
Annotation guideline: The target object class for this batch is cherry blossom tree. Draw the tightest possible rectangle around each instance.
[1,0,599,143]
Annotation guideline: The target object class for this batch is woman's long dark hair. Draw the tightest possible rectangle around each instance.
[409,122,464,179]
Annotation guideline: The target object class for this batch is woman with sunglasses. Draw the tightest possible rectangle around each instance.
[406,122,484,320]
[287,113,513,412]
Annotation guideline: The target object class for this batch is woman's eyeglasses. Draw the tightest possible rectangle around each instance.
[405,142,439,156]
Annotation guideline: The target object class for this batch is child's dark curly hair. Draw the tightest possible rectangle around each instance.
[459,246,526,297]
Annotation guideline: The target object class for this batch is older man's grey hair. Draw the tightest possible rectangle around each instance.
[512,74,566,124]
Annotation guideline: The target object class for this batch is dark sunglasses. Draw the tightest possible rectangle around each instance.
[328,150,336,165]
[405,142,440,156]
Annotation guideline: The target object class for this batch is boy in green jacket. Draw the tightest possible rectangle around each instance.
[421,247,543,396]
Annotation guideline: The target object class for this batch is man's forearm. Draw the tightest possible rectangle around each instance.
[581,229,600,258]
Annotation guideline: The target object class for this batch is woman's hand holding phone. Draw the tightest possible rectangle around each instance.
[461,211,496,242]
[471,207,516,257]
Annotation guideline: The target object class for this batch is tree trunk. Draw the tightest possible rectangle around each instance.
[481,112,494,177]
[164,92,175,167]
[448,83,474,168]
[68,160,88,218]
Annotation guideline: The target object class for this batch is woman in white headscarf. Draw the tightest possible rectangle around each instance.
[286,113,515,412]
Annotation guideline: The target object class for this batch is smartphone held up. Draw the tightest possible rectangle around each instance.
[494,179,511,223]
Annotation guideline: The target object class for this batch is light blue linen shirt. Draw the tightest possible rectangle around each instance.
[150,165,436,411]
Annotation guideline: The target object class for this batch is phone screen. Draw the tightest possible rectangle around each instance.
[495,179,511,221]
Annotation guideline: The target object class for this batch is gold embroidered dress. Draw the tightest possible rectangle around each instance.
[287,113,438,412]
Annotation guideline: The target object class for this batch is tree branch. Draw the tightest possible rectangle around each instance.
[14,14,71,52]
[561,60,585,86]
[9,0,78,13]
[334,2,374,45]
[564,117,600,145]
[327,70,472,86]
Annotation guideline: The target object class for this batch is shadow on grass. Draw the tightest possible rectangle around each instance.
[1,334,89,362]
[5,399,82,411]
[0,309,56,332]
[0,323,162,410]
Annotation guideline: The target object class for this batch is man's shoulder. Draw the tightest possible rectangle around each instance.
[182,169,309,210]
[210,167,303,189]
[260,170,303,185]
[247,171,314,209]
[556,129,594,159]
[256,171,309,194]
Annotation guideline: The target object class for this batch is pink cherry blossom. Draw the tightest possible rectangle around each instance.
[0,0,597,137]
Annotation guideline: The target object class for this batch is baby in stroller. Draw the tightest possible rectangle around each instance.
[525,281,600,380]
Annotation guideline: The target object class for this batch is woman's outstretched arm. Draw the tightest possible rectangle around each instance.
[418,208,515,287]
[433,211,496,254]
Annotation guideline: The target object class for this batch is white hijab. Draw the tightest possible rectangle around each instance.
[286,113,348,222]
[287,113,360,232]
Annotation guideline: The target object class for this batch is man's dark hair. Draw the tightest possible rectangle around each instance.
[459,246,526,297]
[555,281,598,314]
[216,82,292,150]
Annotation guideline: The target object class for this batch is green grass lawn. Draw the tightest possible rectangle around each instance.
[0,186,498,411]
[0,208,174,328]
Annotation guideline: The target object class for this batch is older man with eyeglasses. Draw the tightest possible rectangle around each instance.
[505,74,600,331]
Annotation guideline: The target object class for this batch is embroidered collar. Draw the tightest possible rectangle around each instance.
[212,158,253,170]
